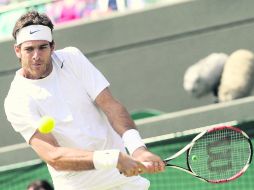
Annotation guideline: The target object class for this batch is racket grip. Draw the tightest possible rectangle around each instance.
[142,161,169,168]
[142,161,168,166]
[141,161,153,167]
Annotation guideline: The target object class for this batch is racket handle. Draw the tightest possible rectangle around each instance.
[142,160,170,167]
[142,161,167,166]
[141,161,153,167]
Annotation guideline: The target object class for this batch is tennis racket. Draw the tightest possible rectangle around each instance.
[154,126,253,183]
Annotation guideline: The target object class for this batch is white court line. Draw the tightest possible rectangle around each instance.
[0,143,28,154]
[0,159,42,173]
[143,120,238,144]
[135,96,254,126]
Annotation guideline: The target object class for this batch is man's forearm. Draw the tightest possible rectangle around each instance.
[106,102,137,136]
[95,88,137,136]
[95,88,146,155]
[44,147,95,171]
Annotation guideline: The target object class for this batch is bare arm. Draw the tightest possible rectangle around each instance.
[95,88,165,173]
[95,88,136,136]
[29,131,94,171]
[30,129,148,175]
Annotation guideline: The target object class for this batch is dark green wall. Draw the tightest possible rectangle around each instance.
[1,0,254,146]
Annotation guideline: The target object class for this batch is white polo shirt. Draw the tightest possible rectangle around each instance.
[4,47,148,190]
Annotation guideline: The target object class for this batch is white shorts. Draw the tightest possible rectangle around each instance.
[109,177,150,190]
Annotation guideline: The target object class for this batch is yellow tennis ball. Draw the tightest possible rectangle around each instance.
[38,116,55,134]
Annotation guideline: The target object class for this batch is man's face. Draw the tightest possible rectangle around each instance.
[14,40,54,79]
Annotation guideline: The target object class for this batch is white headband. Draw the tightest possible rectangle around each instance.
[16,25,52,45]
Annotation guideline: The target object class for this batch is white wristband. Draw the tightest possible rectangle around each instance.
[93,149,120,170]
[122,129,146,155]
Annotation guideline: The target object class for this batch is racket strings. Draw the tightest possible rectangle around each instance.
[188,128,251,181]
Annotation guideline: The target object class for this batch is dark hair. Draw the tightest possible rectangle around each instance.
[27,180,54,190]
[12,10,54,40]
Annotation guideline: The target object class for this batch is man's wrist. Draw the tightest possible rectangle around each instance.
[122,129,146,155]
[93,149,120,170]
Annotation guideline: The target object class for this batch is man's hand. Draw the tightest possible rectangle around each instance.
[132,147,165,173]
[117,152,147,177]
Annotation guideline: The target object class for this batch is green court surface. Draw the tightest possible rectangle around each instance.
[0,163,51,190]
[130,109,164,120]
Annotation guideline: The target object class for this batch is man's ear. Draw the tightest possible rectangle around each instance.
[14,44,21,58]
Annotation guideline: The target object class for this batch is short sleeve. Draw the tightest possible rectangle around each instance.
[56,47,110,101]
[4,94,40,143]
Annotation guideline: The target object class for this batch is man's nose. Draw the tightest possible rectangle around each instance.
[32,49,40,61]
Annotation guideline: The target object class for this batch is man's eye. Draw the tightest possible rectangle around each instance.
[25,48,33,52]
[40,45,49,50]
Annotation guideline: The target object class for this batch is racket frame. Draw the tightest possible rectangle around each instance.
[163,126,253,183]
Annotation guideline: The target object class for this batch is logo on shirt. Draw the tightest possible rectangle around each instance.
[29,30,41,34]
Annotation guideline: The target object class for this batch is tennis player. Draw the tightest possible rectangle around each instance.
[4,11,165,190]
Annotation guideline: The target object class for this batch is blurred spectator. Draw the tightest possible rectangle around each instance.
[46,0,131,24]
[126,0,145,10]
[0,0,165,39]
[108,0,118,11]
[81,0,97,18]
[27,179,54,190]
[0,0,46,39]
[0,0,10,6]
[46,0,97,24]
[0,0,30,6]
